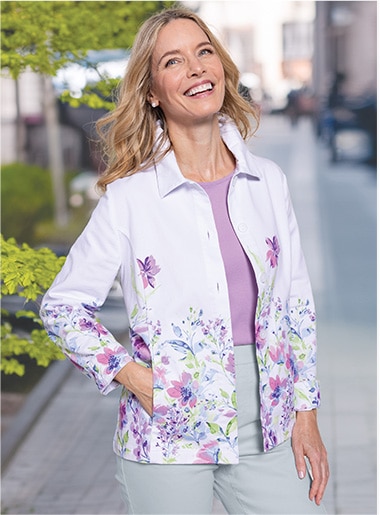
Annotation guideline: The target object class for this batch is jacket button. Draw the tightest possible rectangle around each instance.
[238,223,248,232]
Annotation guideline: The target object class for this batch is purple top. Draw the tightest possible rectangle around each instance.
[199,173,257,345]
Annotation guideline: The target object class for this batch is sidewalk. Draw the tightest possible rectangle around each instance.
[1,115,376,514]
[251,115,377,515]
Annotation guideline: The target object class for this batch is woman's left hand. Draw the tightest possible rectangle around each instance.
[292,409,329,506]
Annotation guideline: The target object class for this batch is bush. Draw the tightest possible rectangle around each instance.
[1,162,54,245]
[1,235,66,376]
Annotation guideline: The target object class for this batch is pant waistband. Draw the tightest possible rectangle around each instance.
[234,344,256,366]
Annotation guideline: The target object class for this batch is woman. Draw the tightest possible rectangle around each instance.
[41,7,329,514]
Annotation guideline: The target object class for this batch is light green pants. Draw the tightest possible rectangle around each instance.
[115,345,327,514]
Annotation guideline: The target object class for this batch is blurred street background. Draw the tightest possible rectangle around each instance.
[1,1,377,514]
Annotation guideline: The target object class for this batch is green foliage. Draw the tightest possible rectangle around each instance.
[1,1,174,78]
[1,236,66,376]
[0,1,177,375]
[60,79,119,110]
[1,162,55,245]
[1,1,175,109]
[1,236,65,299]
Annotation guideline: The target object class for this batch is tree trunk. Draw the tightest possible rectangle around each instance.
[15,78,26,162]
[42,75,68,227]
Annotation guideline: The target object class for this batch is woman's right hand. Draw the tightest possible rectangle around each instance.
[115,362,153,417]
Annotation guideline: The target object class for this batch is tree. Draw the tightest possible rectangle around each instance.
[1,1,174,226]
[1,1,174,79]
[1,236,66,376]
[1,1,175,373]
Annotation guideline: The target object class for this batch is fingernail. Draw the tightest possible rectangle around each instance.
[298,470,305,479]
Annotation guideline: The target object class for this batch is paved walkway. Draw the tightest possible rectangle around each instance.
[1,115,376,514]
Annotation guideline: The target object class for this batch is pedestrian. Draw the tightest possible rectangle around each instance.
[40,6,329,514]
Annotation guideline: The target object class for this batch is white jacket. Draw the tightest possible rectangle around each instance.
[41,118,320,464]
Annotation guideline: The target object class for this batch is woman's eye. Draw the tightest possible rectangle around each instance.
[165,57,179,67]
[199,47,213,56]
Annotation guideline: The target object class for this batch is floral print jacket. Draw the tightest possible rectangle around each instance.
[40,118,320,464]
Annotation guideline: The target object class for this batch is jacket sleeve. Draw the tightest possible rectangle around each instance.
[283,174,321,411]
[40,190,133,395]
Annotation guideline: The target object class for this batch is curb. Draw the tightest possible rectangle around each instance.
[1,359,72,471]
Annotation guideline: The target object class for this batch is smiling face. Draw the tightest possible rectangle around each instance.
[149,18,225,130]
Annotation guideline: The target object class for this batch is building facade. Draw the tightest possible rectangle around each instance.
[313,1,377,101]
[2,2,376,165]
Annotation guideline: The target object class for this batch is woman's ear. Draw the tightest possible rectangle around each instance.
[147,93,159,108]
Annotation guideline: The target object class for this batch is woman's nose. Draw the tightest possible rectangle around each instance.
[187,56,205,76]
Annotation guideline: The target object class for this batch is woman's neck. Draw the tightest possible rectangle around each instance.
[168,119,236,182]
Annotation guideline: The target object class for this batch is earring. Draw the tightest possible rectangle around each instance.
[151,102,158,108]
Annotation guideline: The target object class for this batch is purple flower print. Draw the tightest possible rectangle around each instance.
[195,440,221,463]
[79,318,108,336]
[255,324,266,350]
[286,352,300,383]
[161,355,170,365]
[167,372,199,408]
[268,342,285,365]
[153,404,169,423]
[82,303,98,316]
[130,413,151,461]
[265,236,280,268]
[119,402,127,430]
[269,375,288,406]
[96,347,125,374]
[266,429,278,449]
[130,331,151,363]
[225,352,235,374]
[154,366,169,389]
[137,255,161,289]
[154,405,190,458]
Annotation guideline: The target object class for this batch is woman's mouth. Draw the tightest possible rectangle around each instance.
[184,82,214,97]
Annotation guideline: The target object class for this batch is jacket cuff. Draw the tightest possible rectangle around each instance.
[95,353,134,395]
[293,379,321,411]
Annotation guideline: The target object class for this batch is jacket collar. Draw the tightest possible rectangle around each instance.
[155,117,262,198]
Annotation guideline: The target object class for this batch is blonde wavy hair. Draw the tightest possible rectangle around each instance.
[96,6,260,191]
